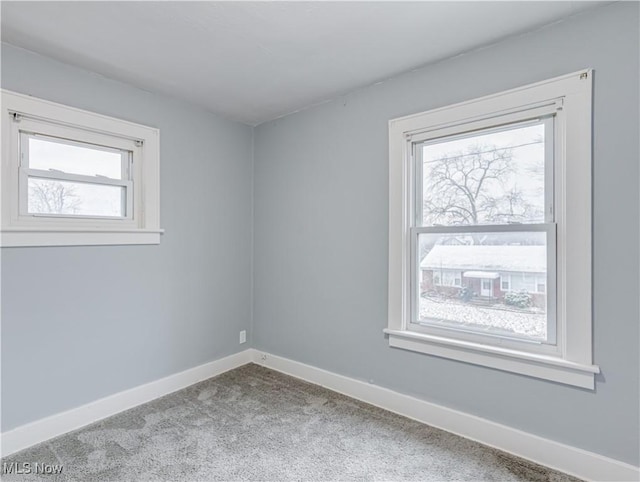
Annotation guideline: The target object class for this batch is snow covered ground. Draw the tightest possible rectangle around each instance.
[419,297,546,339]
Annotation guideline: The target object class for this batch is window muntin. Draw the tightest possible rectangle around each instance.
[411,116,556,350]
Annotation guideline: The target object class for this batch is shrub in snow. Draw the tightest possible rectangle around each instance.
[458,286,473,302]
[504,290,532,308]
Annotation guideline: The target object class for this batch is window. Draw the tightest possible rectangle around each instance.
[24,134,131,218]
[432,269,461,287]
[501,275,511,291]
[387,71,599,388]
[1,90,162,246]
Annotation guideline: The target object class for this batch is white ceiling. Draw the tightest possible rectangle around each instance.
[1,1,606,125]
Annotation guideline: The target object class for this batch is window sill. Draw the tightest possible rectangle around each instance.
[384,329,599,389]
[1,228,164,247]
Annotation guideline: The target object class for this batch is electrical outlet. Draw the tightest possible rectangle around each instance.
[239,330,246,344]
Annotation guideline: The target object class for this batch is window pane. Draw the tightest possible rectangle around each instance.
[28,178,125,217]
[422,122,546,226]
[417,231,550,342]
[28,136,125,179]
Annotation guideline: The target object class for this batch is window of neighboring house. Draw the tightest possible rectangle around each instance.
[510,273,538,293]
[536,276,547,294]
[1,90,162,246]
[387,71,598,388]
[499,273,545,293]
[501,274,511,291]
[433,269,460,287]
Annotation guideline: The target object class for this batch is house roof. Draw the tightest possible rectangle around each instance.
[420,245,546,273]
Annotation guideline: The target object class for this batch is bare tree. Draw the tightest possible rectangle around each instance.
[29,180,81,214]
[423,142,542,228]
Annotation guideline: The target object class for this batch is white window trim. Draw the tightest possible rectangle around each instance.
[1,90,163,246]
[386,70,599,389]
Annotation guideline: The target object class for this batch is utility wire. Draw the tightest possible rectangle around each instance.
[423,140,543,164]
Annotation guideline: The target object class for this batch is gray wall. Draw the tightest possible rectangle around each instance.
[1,43,253,430]
[253,2,639,466]
[2,1,638,468]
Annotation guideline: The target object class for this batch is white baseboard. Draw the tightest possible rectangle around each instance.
[3,348,637,482]
[1,349,253,457]
[249,349,640,482]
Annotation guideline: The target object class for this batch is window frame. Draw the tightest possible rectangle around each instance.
[386,70,599,389]
[501,275,511,291]
[20,131,134,221]
[1,90,162,246]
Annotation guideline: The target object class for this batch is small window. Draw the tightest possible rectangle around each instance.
[1,90,162,246]
[536,277,546,294]
[501,276,511,291]
[387,71,599,388]
[433,269,460,287]
[23,133,132,219]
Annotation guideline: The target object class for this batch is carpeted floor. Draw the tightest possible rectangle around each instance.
[2,364,580,481]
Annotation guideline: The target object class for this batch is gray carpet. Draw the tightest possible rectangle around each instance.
[2,364,580,481]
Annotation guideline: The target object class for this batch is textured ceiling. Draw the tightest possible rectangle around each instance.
[1,1,607,125]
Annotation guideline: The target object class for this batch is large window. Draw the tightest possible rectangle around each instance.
[387,71,599,388]
[1,90,162,246]
[414,117,555,347]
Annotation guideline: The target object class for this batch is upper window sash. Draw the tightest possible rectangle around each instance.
[412,114,556,229]
[21,131,133,180]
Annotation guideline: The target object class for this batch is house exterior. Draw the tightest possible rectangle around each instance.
[420,245,547,308]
